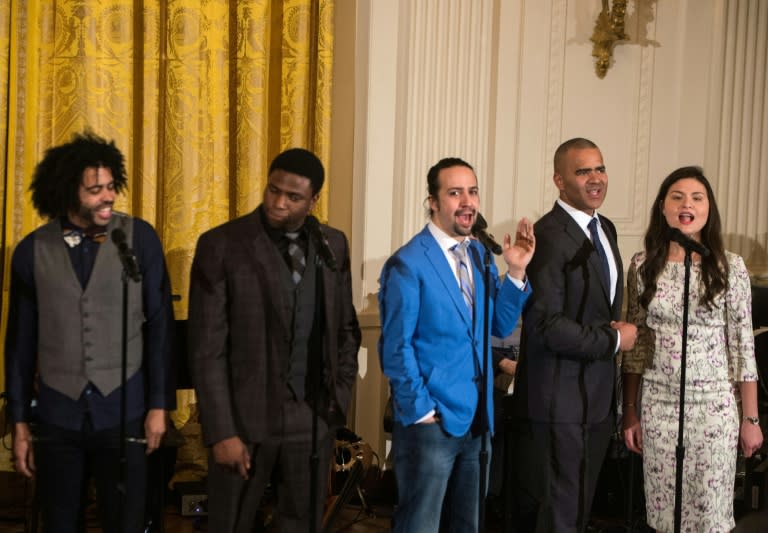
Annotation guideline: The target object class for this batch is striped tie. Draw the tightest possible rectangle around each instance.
[451,240,474,318]
[285,232,305,285]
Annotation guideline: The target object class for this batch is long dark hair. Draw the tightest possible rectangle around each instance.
[30,131,128,220]
[639,166,727,309]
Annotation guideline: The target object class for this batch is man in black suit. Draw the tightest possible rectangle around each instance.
[511,138,637,532]
[187,148,361,533]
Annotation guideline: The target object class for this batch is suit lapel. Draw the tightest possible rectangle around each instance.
[419,228,473,327]
[244,211,293,332]
[468,243,488,338]
[600,215,624,315]
[553,204,612,303]
[315,237,337,341]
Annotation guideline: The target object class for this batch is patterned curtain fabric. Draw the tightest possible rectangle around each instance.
[0,1,334,390]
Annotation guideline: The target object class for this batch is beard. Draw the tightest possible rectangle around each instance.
[452,221,473,236]
[75,203,113,227]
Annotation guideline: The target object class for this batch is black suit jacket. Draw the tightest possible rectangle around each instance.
[513,202,623,425]
[187,207,361,446]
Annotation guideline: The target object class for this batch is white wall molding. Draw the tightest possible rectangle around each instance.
[347,0,768,458]
[711,0,768,270]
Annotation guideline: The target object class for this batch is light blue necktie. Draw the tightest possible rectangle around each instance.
[451,240,474,318]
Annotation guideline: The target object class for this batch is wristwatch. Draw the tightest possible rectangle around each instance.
[743,415,760,426]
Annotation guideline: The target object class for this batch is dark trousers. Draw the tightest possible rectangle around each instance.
[34,417,147,533]
[207,399,333,533]
[512,417,612,533]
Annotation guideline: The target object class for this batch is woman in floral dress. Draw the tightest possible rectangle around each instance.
[621,166,763,532]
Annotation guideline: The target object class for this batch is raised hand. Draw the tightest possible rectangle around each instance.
[503,217,535,280]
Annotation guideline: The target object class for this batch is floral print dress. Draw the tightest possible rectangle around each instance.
[622,251,758,533]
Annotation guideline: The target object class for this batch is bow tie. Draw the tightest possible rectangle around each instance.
[62,227,108,247]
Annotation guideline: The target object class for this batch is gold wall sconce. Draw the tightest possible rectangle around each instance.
[591,0,629,78]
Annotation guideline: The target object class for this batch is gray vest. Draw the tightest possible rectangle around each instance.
[278,238,317,400]
[34,214,145,400]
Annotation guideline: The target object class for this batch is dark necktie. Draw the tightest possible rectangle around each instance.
[285,232,305,284]
[588,218,611,287]
[450,240,474,318]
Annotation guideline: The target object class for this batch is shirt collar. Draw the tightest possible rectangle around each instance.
[556,198,600,233]
[427,221,471,253]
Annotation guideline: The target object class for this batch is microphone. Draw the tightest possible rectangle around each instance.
[471,212,503,255]
[111,228,143,282]
[667,227,710,257]
[305,215,338,271]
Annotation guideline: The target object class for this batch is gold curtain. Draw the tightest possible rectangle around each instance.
[0,0,334,391]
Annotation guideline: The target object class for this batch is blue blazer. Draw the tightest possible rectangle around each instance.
[378,225,530,436]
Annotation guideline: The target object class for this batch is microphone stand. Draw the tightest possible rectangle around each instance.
[477,245,492,533]
[310,252,327,533]
[118,258,141,531]
[673,246,694,533]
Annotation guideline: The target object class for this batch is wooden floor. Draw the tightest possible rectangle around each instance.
[0,469,393,533]
[9,466,766,532]
[0,468,631,533]
[0,503,393,533]
[0,468,646,533]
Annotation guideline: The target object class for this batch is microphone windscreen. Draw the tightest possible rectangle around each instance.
[667,226,710,257]
[111,228,127,246]
[305,214,319,231]
[472,212,488,232]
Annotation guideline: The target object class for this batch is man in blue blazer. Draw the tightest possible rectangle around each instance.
[378,157,534,532]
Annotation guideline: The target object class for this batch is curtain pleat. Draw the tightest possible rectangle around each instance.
[0,0,334,399]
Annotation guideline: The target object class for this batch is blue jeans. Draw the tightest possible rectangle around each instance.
[392,421,489,533]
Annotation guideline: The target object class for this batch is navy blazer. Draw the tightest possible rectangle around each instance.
[378,225,530,436]
[513,203,623,425]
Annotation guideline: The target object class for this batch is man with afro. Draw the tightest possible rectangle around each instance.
[5,131,175,532]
